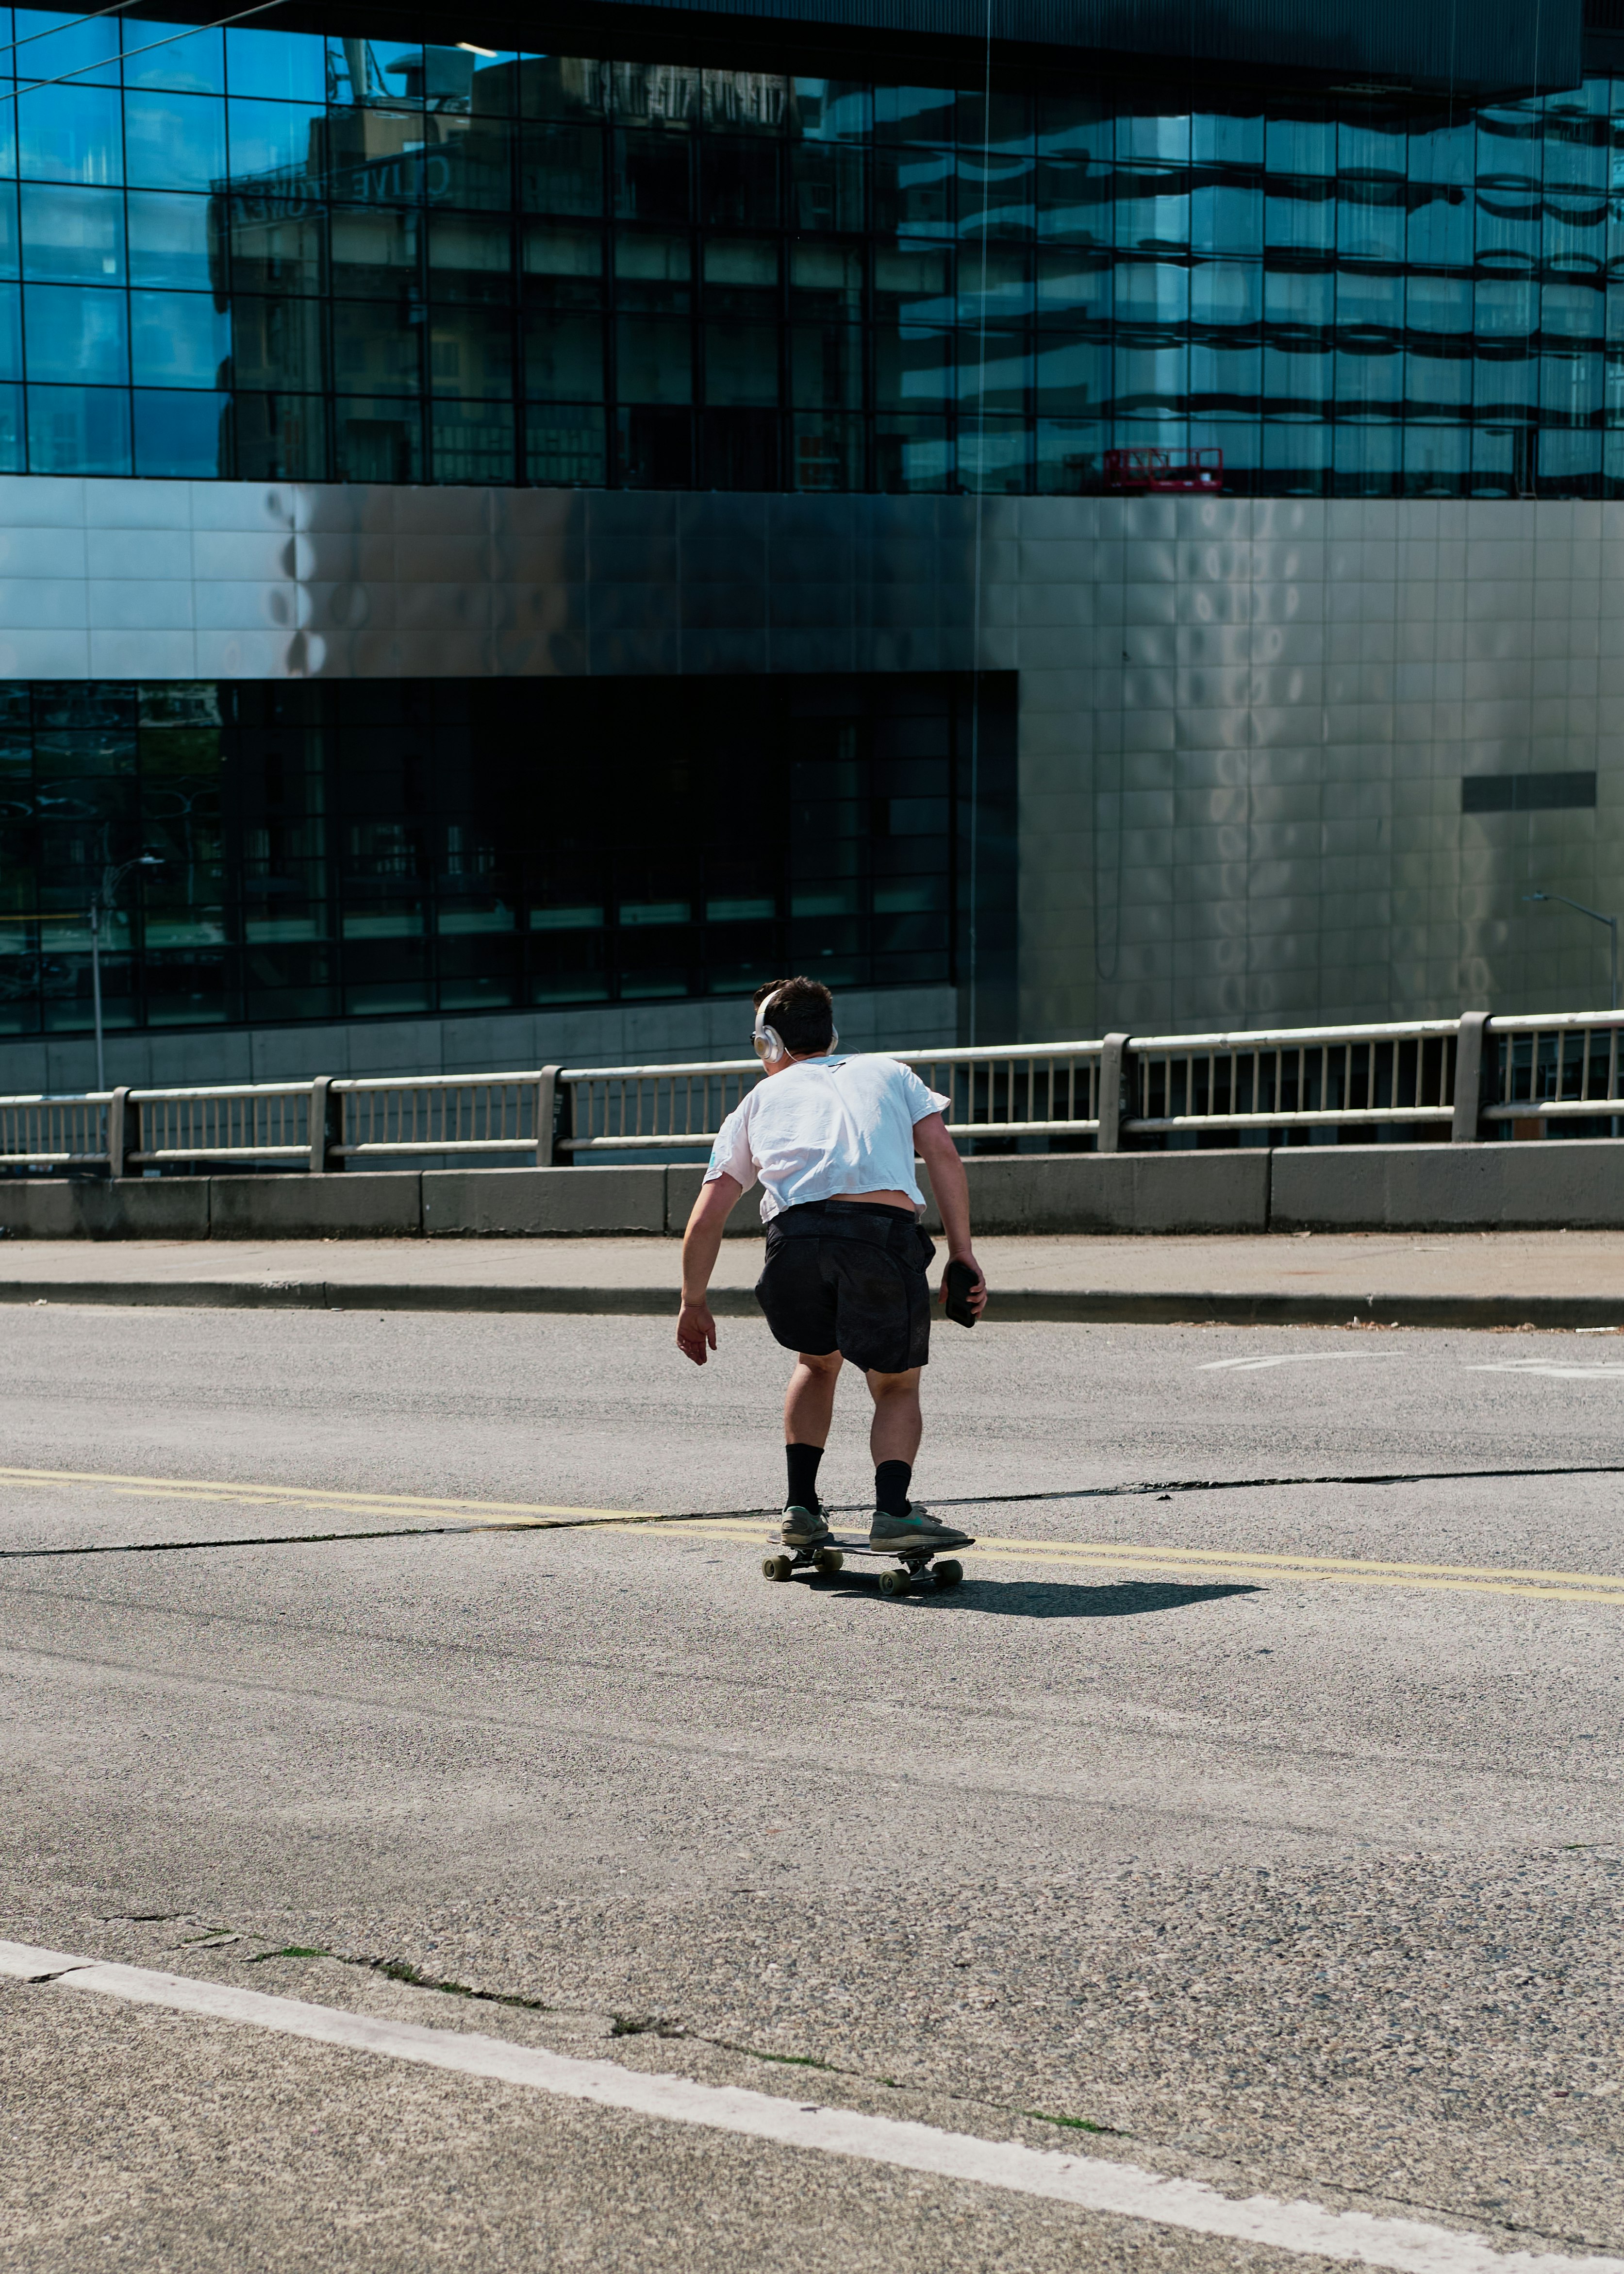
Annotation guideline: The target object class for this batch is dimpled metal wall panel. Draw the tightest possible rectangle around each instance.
[0,477,1616,1072]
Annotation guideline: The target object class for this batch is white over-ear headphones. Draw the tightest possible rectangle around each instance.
[753,988,837,1067]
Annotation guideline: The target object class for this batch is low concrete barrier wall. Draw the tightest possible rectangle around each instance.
[209,1173,424,1239]
[424,1166,665,1237]
[1271,1139,1624,1230]
[3,1142,1623,1238]
[0,1175,210,1240]
[922,1151,1271,1235]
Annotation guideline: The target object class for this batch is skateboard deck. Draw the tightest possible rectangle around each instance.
[760,1532,975,1596]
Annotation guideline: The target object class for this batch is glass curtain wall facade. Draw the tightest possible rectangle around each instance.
[0,672,1014,1037]
[0,14,1621,496]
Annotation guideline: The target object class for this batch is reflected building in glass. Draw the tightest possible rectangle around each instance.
[0,0,1616,1083]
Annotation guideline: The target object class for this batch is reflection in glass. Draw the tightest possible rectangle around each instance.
[127,191,212,289]
[26,381,131,471]
[133,387,226,474]
[131,290,229,386]
[20,182,122,282]
[333,394,421,478]
[0,32,1620,497]
[24,279,127,381]
[123,91,224,192]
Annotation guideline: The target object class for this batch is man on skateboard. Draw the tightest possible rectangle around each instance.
[676,976,987,1558]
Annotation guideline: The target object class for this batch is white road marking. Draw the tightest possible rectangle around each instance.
[0,1941,1615,2274]
[1198,1352,1404,1373]
[1462,1363,1624,1380]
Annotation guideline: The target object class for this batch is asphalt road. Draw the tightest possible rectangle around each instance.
[3,1302,1623,2271]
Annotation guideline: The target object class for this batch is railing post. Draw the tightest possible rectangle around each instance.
[309,1075,336,1174]
[1096,1033,1130,1154]
[1451,1012,1489,1143]
[106,1085,133,1178]
[534,1066,562,1167]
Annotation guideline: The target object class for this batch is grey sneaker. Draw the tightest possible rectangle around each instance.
[782,1503,832,1549]
[867,1502,973,1555]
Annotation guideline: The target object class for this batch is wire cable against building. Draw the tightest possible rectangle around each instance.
[0,0,148,67]
[13,0,288,94]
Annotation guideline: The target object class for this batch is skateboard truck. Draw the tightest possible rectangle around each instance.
[760,1535,969,1596]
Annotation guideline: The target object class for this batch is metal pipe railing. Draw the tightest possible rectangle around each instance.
[5,1009,1624,1172]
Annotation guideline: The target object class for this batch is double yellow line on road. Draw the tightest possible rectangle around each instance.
[0,1464,650,1527]
[5,1465,1624,1604]
[625,1517,1624,1607]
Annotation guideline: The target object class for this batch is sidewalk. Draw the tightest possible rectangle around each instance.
[4,1230,1624,1327]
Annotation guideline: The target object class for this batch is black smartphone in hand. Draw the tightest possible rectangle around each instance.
[945,1258,979,1329]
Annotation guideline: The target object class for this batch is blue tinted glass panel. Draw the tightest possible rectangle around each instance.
[127,190,212,288]
[19,84,120,184]
[123,22,225,95]
[431,395,514,481]
[23,280,128,381]
[333,394,421,479]
[131,289,230,385]
[0,382,21,469]
[225,28,327,102]
[0,35,1614,496]
[25,380,131,470]
[225,98,324,181]
[20,182,122,282]
[1193,109,1263,166]
[133,386,226,473]
[124,91,225,192]
[14,9,119,88]
[0,281,19,378]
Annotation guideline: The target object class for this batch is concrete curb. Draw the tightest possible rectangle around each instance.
[4,1280,1624,1328]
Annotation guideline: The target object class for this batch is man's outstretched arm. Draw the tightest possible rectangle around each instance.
[677,1173,743,1365]
[912,1113,987,1316]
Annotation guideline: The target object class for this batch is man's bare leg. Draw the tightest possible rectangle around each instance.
[864,1366,971,1552]
[785,1349,842,1448]
[779,1351,842,1545]
[866,1366,922,1467]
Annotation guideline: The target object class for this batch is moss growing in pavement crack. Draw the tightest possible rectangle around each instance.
[736,2049,836,2072]
[216,1945,1123,2141]
[368,1957,553,2013]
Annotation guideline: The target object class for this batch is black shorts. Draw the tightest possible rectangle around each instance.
[755,1201,936,1375]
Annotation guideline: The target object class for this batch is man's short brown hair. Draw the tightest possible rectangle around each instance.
[753,976,835,1056]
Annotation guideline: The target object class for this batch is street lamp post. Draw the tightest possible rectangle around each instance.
[89,855,161,1091]
[1523,889,1620,1013]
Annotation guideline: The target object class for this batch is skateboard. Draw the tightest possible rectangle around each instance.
[760,1532,973,1597]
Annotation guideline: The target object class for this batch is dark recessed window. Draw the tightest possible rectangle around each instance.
[1462,772,1596,814]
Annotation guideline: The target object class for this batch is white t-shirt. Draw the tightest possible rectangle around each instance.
[704,1054,951,1224]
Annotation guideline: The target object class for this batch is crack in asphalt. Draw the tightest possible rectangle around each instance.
[18,1935,1604,2259]
[6,1459,1624,1558]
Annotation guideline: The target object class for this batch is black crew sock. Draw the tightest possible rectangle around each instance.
[785,1442,824,1512]
[874,1459,912,1518]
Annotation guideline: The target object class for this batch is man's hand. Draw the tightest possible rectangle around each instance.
[677,1298,717,1366]
[938,1252,988,1319]
[677,1172,741,1368]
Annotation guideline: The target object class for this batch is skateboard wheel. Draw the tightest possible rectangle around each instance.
[878,1568,909,1598]
[762,1555,794,1582]
[812,1547,844,1574]
[933,1560,963,1590]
